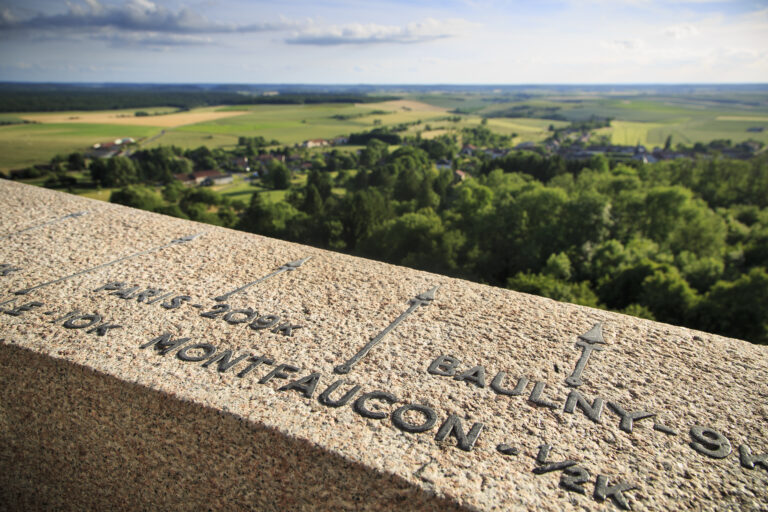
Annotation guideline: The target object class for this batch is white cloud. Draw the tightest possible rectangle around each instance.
[285,18,474,46]
[0,0,297,35]
[664,23,699,39]
[602,38,645,51]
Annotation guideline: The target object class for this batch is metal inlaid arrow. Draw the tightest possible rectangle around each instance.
[334,286,438,375]
[213,257,311,302]
[565,323,606,387]
[14,233,204,296]
[0,211,88,240]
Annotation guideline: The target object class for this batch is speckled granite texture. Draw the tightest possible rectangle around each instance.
[0,179,766,511]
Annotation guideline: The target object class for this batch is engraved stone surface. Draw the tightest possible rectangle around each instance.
[0,179,767,511]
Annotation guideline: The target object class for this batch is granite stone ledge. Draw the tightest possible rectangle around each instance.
[0,343,468,511]
[0,179,766,511]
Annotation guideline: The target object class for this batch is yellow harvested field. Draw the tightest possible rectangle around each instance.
[19,109,249,127]
[359,99,448,112]
[716,116,768,122]
[420,129,449,139]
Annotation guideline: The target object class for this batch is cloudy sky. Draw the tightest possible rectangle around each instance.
[1,0,766,83]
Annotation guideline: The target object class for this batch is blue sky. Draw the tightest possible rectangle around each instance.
[0,0,766,83]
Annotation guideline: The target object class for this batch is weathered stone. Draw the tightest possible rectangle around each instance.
[0,180,766,511]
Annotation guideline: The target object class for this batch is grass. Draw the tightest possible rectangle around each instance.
[0,123,159,171]
[3,93,767,174]
[80,188,115,201]
[595,118,768,147]
[164,103,450,148]
[211,172,312,205]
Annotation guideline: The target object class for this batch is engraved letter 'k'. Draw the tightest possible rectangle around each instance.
[565,323,606,388]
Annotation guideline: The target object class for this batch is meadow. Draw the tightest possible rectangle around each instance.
[1,91,766,173]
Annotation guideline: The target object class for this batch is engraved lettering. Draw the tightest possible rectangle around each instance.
[739,444,768,471]
[15,233,202,296]
[249,315,280,331]
[434,414,484,452]
[607,402,655,433]
[533,444,577,474]
[201,304,230,318]
[161,295,191,310]
[177,343,217,362]
[353,391,397,419]
[318,380,361,407]
[2,301,43,316]
[454,365,486,388]
[139,333,190,355]
[271,323,302,337]
[202,349,249,373]
[594,475,636,510]
[278,372,321,399]
[560,466,591,494]
[0,264,21,276]
[110,286,140,299]
[537,444,552,464]
[427,355,461,376]
[528,381,559,409]
[258,363,299,384]
[135,288,165,303]
[223,308,257,325]
[236,355,273,378]
[93,282,125,292]
[563,390,604,423]
[85,323,122,336]
[533,460,578,474]
[689,426,732,459]
[391,404,438,433]
[63,313,102,329]
[491,372,529,396]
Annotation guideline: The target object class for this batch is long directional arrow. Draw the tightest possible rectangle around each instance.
[14,233,204,296]
[213,257,311,302]
[0,211,88,240]
[334,286,438,375]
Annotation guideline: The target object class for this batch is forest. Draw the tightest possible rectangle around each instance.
[0,84,397,112]
[94,137,768,345]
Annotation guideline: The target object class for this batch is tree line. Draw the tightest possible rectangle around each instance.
[100,140,768,344]
[0,84,398,112]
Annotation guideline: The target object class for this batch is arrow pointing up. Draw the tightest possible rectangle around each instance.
[0,210,89,240]
[213,256,312,302]
[14,232,204,296]
[334,286,439,375]
[566,322,608,387]
[579,323,606,345]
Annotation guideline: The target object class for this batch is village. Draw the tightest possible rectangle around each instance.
[57,119,765,194]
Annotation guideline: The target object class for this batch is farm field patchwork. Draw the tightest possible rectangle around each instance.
[19,106,247,127]
[2,93,767,173]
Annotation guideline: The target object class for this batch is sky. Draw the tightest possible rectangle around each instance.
[0,0,766,84]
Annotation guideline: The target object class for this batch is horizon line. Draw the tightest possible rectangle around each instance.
[1,81,767,87]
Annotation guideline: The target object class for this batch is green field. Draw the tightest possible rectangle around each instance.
[2,92,767,173]
[0,122,159,171]
[417,93,768,148]
[163,103,446,147]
